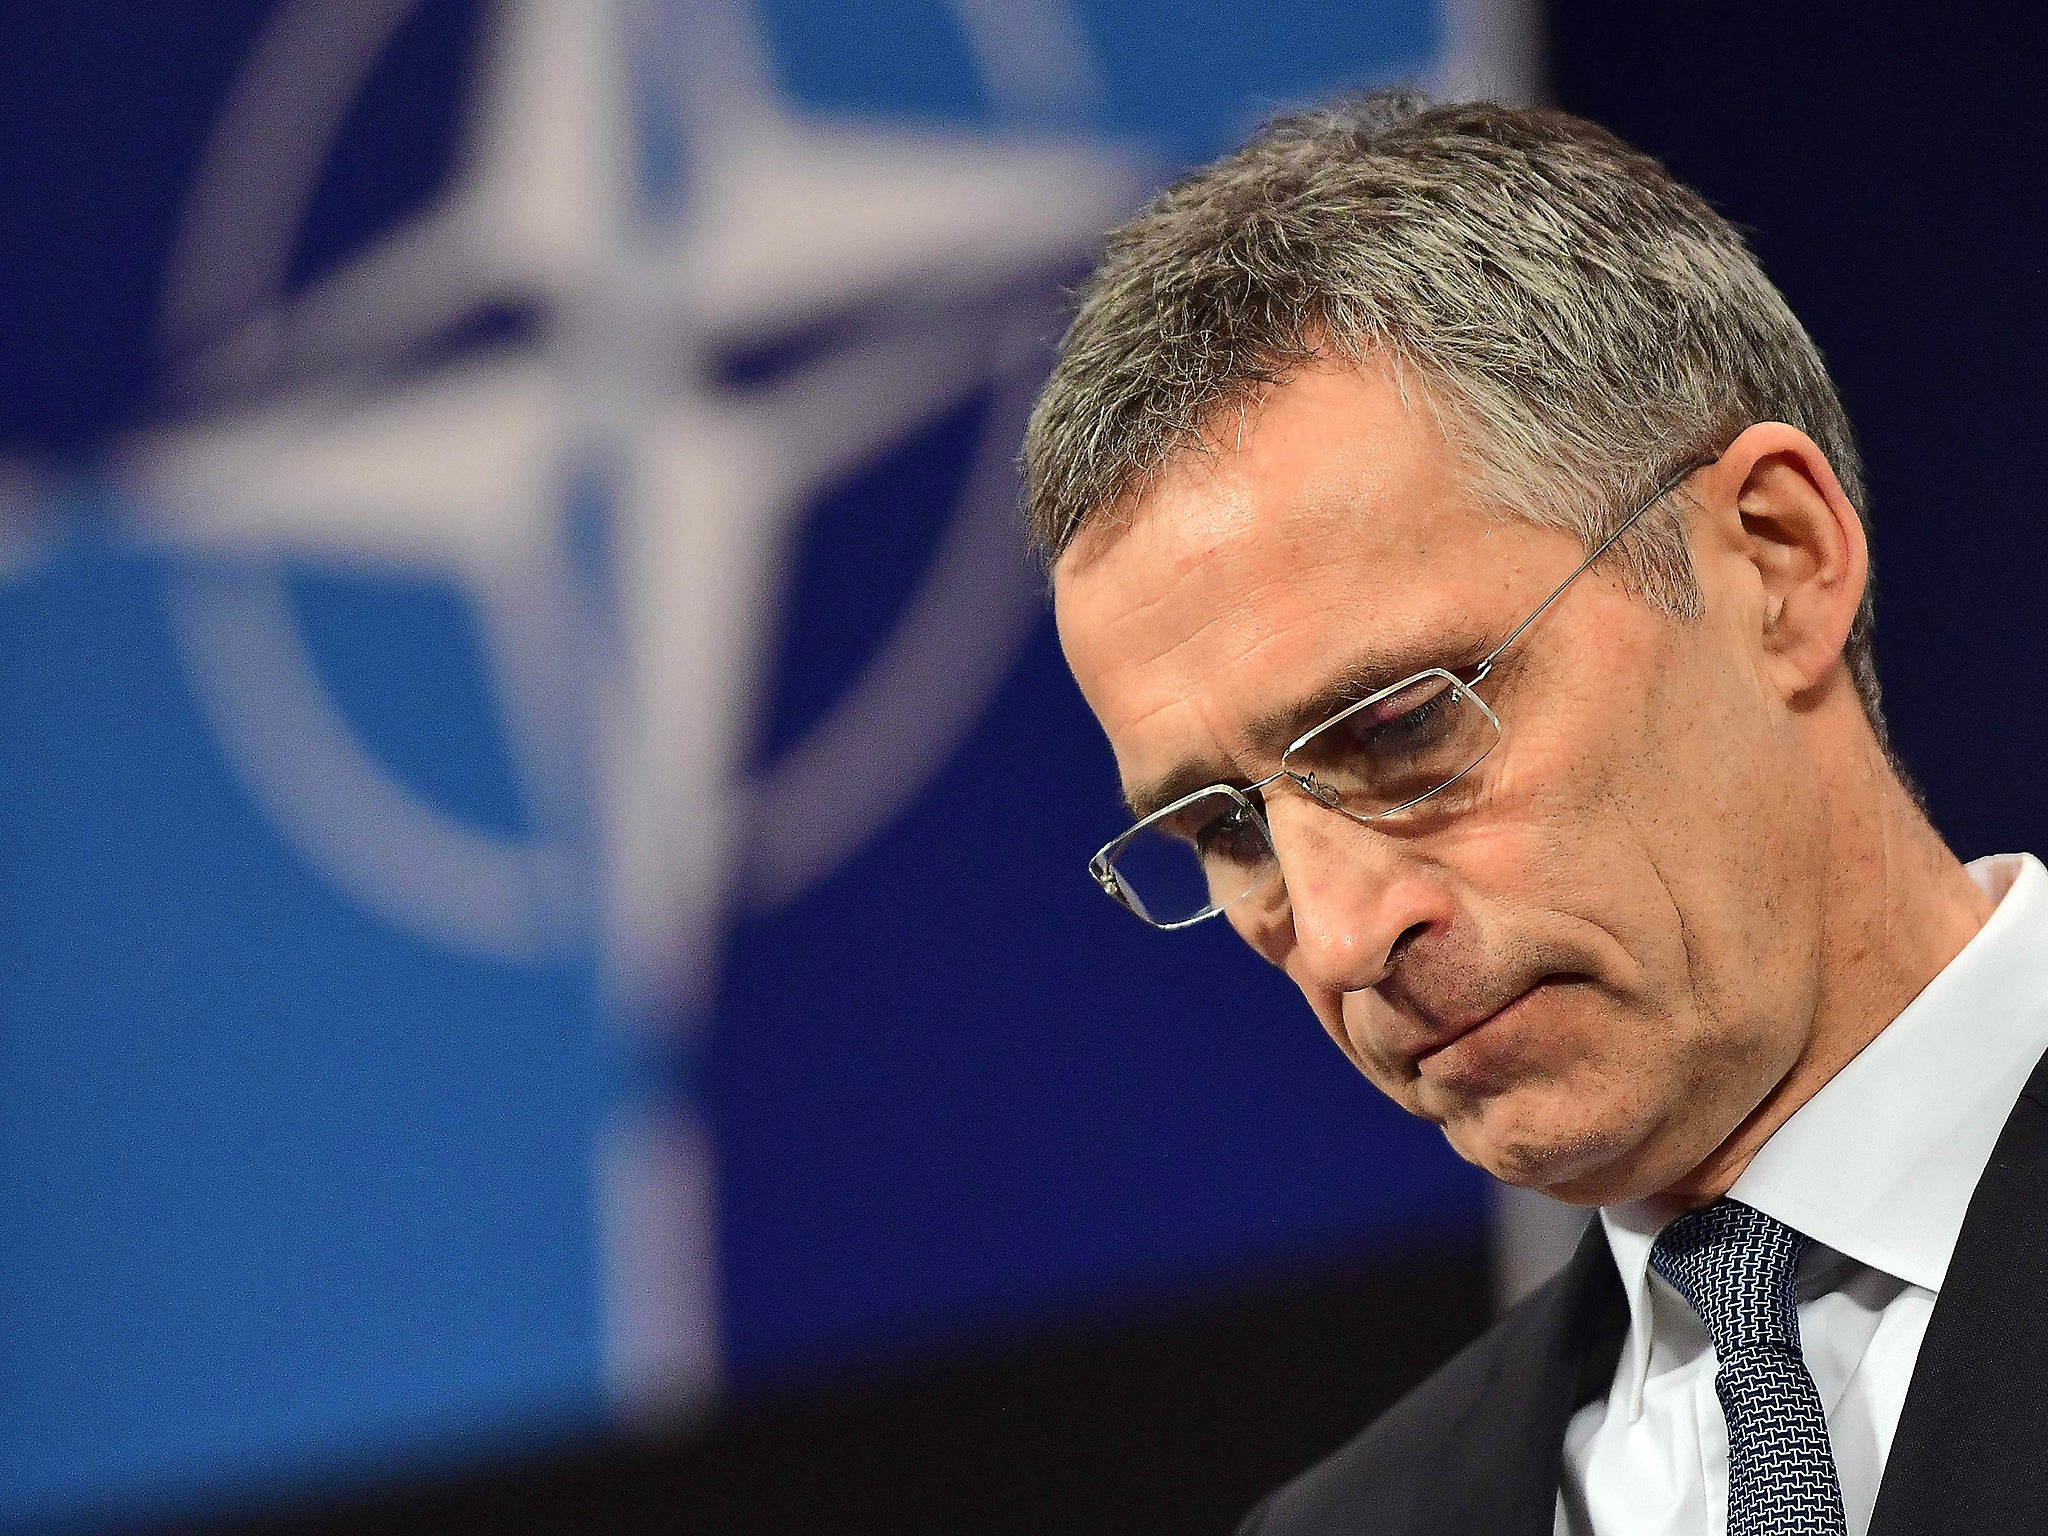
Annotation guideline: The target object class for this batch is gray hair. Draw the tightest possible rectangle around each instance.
[1023,92,1883,733]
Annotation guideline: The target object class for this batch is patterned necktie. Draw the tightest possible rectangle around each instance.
[1649,1198,1847,1536]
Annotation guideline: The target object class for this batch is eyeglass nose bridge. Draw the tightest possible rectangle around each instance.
[1246,763,1345,815]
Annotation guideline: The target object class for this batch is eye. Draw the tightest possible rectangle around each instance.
[1360,680,1459,757]
[1308,675,1459,766]
[1284,669,1497,814]
[1190,799,1270,867]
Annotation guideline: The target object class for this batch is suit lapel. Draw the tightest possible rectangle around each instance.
[1399,1041,2048,1536]
[1869,1045,2048,1534]
[1421,1218,1626,1536]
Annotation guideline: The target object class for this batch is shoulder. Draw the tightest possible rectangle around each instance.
[1233,1301,1526,1534]
[1235,1245,1617,1536]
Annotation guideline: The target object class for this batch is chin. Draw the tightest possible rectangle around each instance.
[1444,1086,1642,1204]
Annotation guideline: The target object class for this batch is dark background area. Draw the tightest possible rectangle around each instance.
[204,1253,1489,1536]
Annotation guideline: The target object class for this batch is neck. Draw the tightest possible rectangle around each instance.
[1664,726,1997,1208]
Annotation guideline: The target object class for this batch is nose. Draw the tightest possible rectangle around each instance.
[1257,789,1437,995]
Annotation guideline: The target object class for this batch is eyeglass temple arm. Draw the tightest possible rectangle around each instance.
[1467,454,1719,683]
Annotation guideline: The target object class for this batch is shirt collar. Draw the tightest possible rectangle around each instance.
[1596,852,2048,1420]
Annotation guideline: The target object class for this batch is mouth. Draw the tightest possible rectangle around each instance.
[1409,976,1567,1076]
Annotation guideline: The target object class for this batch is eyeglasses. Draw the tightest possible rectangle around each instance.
[1087,455,1717,929]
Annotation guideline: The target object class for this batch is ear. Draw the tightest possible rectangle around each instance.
[1696,422,1868,702]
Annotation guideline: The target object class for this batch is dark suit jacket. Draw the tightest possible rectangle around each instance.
[1239,1046,2048,1535]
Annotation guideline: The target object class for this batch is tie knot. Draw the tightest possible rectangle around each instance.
[1649,1197,1807,1358]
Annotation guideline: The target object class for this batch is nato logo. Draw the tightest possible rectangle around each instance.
[124,0,1145,1410]
[4,0,1134,1514]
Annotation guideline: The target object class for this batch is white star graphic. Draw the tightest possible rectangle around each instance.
[103,0,1139,1411]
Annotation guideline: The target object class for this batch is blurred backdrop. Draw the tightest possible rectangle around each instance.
[2,3,2044,1534]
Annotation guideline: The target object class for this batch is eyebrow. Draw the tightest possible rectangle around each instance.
[1121,635,1489,821]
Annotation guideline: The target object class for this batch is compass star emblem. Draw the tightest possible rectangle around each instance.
[109,0,1138,1409]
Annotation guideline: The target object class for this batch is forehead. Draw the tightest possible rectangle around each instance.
[1053,361,1553,796]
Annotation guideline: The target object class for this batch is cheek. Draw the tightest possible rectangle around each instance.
[1611,639,1824,1023]
[1457,645,1737,1001]
[1334,993,1427,1104]
[1435,803,1677,986]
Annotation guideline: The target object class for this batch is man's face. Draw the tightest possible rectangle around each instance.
[1053,362,1826,1205]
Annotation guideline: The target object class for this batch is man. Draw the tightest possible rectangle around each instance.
[1026,94,2048,1535]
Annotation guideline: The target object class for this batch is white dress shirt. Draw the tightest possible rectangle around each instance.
[1555,852,2048,1536]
